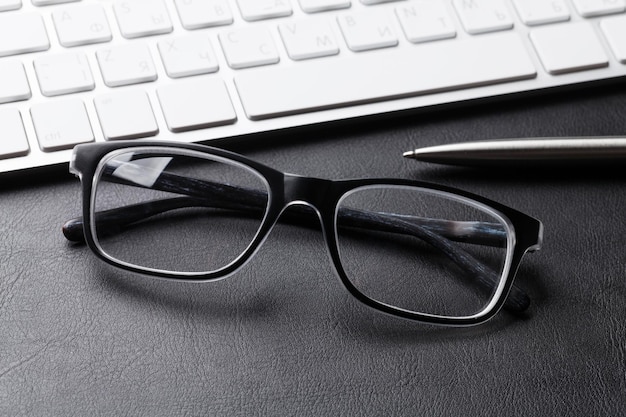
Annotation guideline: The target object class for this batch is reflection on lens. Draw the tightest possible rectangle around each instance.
[335,185,511,318]
[92,148,270,275]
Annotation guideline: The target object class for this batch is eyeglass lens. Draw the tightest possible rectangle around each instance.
[92,149,270,274]
[336,186,510,317]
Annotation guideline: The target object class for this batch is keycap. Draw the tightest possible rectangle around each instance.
[0,13,49,57]
[157,78,237,132]
[0,0,21,11]
[395,0,456,43]
[96,44,157,87]
[219,27,280,69]
[337,12,398,51]
[32,0,79,5]
[174,0,233,29]
[453,0,514,34]
[361,0,402,4]
[298,0,350,13]
[601,16,626,64]
[571,0,626,17]
[279,18,340,60]
[52,4,112,47]
[0,108,29,159]
[236,0,292,21]
[235,32,536,120]
[31,99,94,151]
[94,91,158,140]
[158,34,219,78]
[512,0,570,25]
[0,61,31,104]
[113,0,173,39]
[530,22,609,75]
[34,52,95,96]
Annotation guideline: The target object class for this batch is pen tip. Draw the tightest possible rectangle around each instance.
[402,150,416,159]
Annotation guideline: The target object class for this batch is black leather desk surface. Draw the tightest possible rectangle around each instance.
[2,86,626,416]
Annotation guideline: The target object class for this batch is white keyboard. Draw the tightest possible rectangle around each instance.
[0,0,625,174]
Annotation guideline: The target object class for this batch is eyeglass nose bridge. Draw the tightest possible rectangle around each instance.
[283,174,334,209]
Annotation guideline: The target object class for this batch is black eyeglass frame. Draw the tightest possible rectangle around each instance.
[68,141,543,326]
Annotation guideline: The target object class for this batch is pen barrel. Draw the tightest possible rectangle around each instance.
[406,137,626,166]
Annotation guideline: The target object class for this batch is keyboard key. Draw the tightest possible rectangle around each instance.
[298,0,350,13]
[174,0,233,29]
[453,0,514,34]
[601,16,626,64]
[361,0,402,4]
[157,78,237,132]
[219,27,280,69]
[571,0,626,17]
[513,0,570,25]
[0,0,21,11]
[113,0,173,39]
[158,34,219,78]
[0,61,31,104]
[0,108,29,159]
[52,4,112,47]
[32,0,78,5]
[279,18,340,60]
[94,91,158,140]
[0,13,49,57]
[235,32,536,119]
[395,0,456,43]
[530,22,609,75]
[338,12,398,51]
[236,0,293,21]
[96,44,158,87]
[34,52,95,96]
[31,99,94,151]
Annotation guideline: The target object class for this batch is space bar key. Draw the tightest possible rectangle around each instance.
[234,33,536,120]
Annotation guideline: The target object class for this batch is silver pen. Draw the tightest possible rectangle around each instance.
[403,137,626,167]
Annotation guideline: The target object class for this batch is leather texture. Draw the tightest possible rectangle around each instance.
[1,84,626,416]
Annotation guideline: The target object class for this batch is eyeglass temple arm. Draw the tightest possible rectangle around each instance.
[338,208,529,312]
[61,194,504,245]
[63,163,508,247]
[62,167,529,312]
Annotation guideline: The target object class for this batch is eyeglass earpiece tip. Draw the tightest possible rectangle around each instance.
[62,217,85,243]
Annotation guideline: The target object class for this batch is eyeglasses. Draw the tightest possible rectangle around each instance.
[63,141,543,326]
